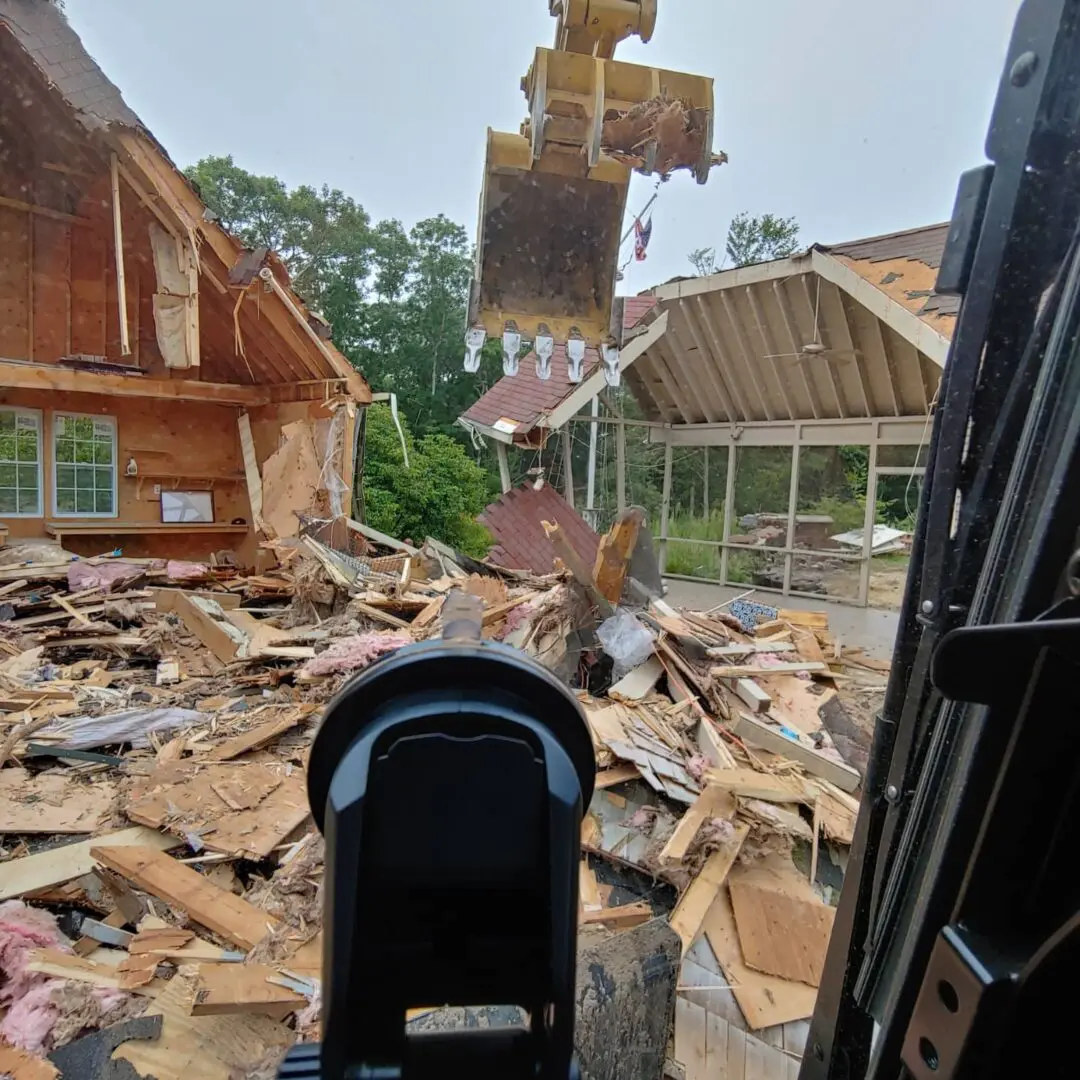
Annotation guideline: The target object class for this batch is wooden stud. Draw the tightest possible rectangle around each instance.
[719,290,774,421]
[772,278,823,419]
[659,441,674,575]
[677,299,738,422]
[745,284,797,420]
[109,153,131,356]
[692,294,754,420]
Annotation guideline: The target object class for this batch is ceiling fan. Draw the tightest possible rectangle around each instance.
[762,277,860,364]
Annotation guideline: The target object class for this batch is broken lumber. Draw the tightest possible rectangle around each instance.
[709,661,826,679]
[778,609,829,628]
[580,901,653,928]
[542,520,613,617]
[192,964,307,1015]
[168,591,246,664]
[91,845,287,952]
[0,769,118,833]
[704,767,815,805]
[669,823,748,953]
[728,677,771,713]
[659,786,736,865]
[594,763,641,789]
[0,827,180,901]
[593,507,642,604]
[201,704,315,762]
[727,711,861,793]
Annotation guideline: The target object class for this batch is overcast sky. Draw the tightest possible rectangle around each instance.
[65,0,1020,291]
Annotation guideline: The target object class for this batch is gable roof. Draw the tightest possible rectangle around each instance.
[0,0,369,399]
[819,222,959,337]
[481,482,600,575]
[461,296,657,442]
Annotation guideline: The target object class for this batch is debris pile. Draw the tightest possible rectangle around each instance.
[0,513,887,1077]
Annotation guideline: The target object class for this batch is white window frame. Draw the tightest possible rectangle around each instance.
[0,407,44,518]
[51,412,119,519]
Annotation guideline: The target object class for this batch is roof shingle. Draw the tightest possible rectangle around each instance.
[481,482,600,575]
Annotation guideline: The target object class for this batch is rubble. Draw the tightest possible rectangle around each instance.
[0,516,886,1077]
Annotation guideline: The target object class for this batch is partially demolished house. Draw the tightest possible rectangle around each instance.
[463,226,952,605]
[0,1,370,563]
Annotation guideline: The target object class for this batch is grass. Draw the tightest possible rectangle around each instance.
[663,508,767,582]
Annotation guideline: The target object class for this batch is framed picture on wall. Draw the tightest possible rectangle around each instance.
[161,490,214,523]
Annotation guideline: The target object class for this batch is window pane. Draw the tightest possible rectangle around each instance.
[94,440,114,465]
[0,435,15,461]
[0,464,14,486]
[94,466,113,491]
[74,442,94,464]
[95,489,114,514]
[17,488,39,515]
[17,465,37,492]
[55,439,75,463]
[73,417,94,439]
[56,464,75,488]
[56,489,76,513]
[16,432,37,462]
[0,489,16,513]
[75,488,95,513]
[0,413,14,435]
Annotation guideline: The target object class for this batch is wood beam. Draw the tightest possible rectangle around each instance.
[865,314,902,416]
[718,291,774,421]
[692,294,753,420]
[800,276,846,418]
[109,154,131,357]
[661,330,721,424]
[642,349,694,423]
[112,132,370,403]
[0,193,91,228]
[772,279,823,419]
[0,360,269,405]
[832,286,874,417]
[744,284,797,420]
[678,299,741,422]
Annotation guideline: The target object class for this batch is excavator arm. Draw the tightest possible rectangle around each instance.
[550,0,657,58]
[464,1,724,389]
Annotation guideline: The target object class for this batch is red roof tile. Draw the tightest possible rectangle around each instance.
[461,295,659,436]
[480,482,600,575]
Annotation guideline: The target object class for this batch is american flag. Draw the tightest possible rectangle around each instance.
[633,216,653,261]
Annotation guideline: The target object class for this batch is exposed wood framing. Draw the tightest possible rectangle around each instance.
[744,285,797,420]
[659,442,673,572]
[0,193,92,228]
[650,415,929,446]
[832,286,874,417]
[799,274,846,417]
[718,290,773,420]
[496,441,511,494]
[109,153,130,356]
[616,416,626,511]
[662,329,721,424]
[719,442,736,584]
[771,278,823,419]
[783,440,800,593]
[691,293,753,419]
[677,299,741,422]
[0,360,269,405]
[561,425,575,508]
[863,308,902,416]
[645,344,696,423]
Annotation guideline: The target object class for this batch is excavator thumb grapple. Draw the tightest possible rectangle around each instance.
[464,1,725,387]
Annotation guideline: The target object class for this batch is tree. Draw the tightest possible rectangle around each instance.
[185,157,504,447]
[725,212,801,268]
[362,403,492,557]
[687,247,717,277]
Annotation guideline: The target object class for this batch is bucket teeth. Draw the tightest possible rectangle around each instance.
[535,325,554,381]
[502,323,523,377]
[463,326,487,373]
[601,343,621,387]
[566,333,586,383]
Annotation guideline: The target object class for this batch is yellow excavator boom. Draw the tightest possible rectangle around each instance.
[464,1,725,388]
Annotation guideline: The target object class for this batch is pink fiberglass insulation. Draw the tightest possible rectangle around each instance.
[301,632,412,677]
[0,901,69,1052]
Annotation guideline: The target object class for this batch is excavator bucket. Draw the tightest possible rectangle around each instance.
[469,46,722,364]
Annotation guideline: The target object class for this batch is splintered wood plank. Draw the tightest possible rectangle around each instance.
[126,760,309,858]
[113,972,294,1080]
[778,609,829,629]
[201,704,316,762]
[0,769,117,833]
[91,846,282,951]
[704,769,815,805]
[727,712,861,792]
[170,591,243,664]
[710,662,826,679]
[593,508,642,604]
[702,890,817,1031]
[660,786,737,865]
[594,763,641,789]
[0,827,179,901]
[410,594,445,630]
[192,964,307,1016]
[670,823,749,954]
[728,881,836,987]
[0,1040,58,1079]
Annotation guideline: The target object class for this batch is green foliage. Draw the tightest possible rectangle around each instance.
[185,157,503,449]
[686,212,800,277]
[725,212,801,267]
[687,247,717,277]
[362,404,492,557]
